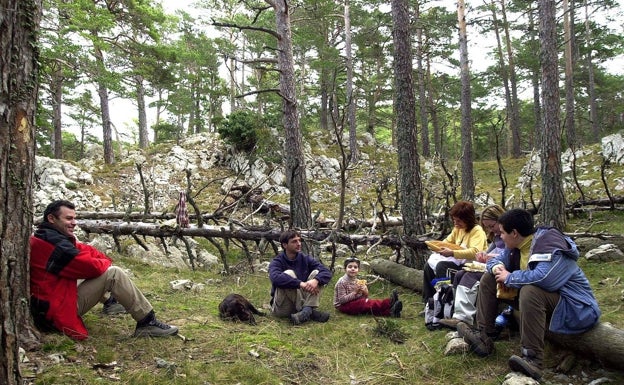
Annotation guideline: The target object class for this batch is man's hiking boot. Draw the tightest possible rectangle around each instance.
[508,350,543,380]
[290,307,313,325]
[134,311,179,337]
[457,321,494,357]
[102,297,127,315]
[390,300,403,318]
[310,309,330,323]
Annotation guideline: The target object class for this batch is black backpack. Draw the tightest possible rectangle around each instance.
[424,281,454,331]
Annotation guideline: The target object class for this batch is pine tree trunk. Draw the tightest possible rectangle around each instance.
[457,0,475,201]
[0,1,42,382]
[391,0,426,269]
[415,4,430,158]
[137,75,149,148]
[538,0,567,228]
[270,0,313,235]
[563,0,576,150]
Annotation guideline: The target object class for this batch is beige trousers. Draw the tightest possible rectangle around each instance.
[77,266,153,322]
[271,270,321,318]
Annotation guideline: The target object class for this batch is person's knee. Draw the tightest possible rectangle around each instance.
[518,285,541,307]
[480,272,496,285]
[284,269,296,278]
[106,265,125,276]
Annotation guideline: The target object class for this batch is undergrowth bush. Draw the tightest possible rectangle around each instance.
[218,110,264,152]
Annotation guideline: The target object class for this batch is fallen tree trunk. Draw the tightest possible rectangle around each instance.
[369,259,624,371]
[547,322,624,371]
[71,211,405,231]
[369,258,423,293]
[76,220,430,251]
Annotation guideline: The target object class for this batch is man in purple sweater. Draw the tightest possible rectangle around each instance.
[269,230,332,325]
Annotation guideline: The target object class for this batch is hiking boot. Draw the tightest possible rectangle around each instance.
[457,321,494,357]
[134,311,179,337]
[290,307,312,325]
[508,353,543,380]
[310,309,330,323]
[438,318,462,330]
[389,289,399,308]
[102,297,127,316]
[390,300,403,318]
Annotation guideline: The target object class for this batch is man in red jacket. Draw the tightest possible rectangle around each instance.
[30,200,178,340]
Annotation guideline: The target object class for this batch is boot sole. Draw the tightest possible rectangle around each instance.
[508,355,542,380]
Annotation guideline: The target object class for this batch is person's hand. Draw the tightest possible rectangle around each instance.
[476,252,497,263]
[439,247,454,257]
[300,278,320,294]
[493,265,510,283]
[358,284,369,296]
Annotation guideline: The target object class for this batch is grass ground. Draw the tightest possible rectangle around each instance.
[25,249,624,385]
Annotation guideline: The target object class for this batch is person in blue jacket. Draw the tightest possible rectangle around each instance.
[269,230,332,325]
[457,209,600,380]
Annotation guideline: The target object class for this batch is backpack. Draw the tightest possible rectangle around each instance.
[424,280,454,331]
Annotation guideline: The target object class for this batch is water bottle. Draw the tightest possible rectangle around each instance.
[495,305,513,331]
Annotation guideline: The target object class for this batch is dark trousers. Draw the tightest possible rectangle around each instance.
[475,272,559,361]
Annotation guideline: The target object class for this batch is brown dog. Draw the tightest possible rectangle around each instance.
[218,294,265,325]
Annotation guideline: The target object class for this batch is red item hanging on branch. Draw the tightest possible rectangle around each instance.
[175,191,190,228]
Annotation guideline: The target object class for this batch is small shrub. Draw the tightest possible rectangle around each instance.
[373,317,409,344]
[217,110,263,152]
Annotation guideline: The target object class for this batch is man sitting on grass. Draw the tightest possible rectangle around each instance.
[268,230,332,325]
[30,200,178,340]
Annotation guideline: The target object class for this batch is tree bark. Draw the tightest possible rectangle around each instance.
[500,0,521,158]
[415,3,430,158]
[457,0,475,201]
[268,0,313,235]
[538,0,567,228]
[0,0,42,383]
[369,258,424,292]
[94,43,115,165]
[548,321,624,370]
[563,0,576,150]
[344,0,359,163]
[75,220,433,252]
[583,0,599,143]
[391,0,427,269]
[51,65,64,158]
[136,74,149,148]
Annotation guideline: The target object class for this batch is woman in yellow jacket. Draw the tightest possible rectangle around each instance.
[422,201,488,306]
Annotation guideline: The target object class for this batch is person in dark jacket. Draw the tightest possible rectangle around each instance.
[30,200,178,340]
[269,230,332,325]
[457,209,601,381]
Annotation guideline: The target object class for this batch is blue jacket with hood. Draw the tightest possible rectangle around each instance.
[486,227,600,334]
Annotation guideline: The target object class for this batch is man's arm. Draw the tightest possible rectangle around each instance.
[56,242,111,279]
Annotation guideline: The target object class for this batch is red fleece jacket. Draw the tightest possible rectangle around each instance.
[30,224,111,340]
